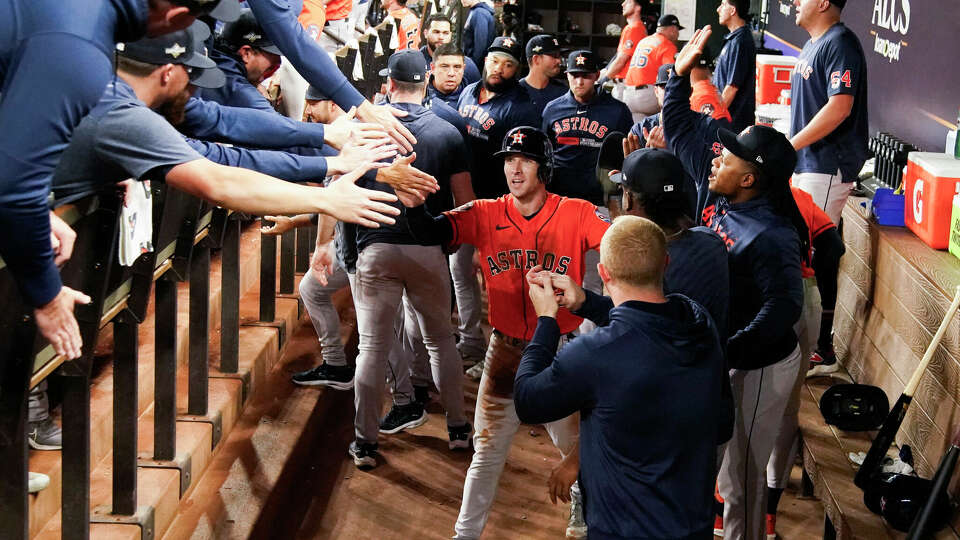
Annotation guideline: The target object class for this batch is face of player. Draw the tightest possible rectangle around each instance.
[503,154,543,199]
[303,99,343,124]
[425,21,452,52]
[567,72,598,103]
[717,0,736,25]
[708,149,755,198]
[433,54,466,93]
[484,54,520,89]
[532,54,563,78]
[661,25,680,43]
[621,0,638,17]
[794,0,827,28]
[240,46,282,84]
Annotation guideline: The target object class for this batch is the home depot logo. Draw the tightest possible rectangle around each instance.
[870,0,910,63]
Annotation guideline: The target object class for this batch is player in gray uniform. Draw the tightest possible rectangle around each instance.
[348,51,472,469]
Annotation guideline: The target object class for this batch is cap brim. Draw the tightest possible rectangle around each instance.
[566,67,598,74]
[189,66,226,89]
[207,0,241,22]
[260,43,282,56]
[182,50,217,69]
[716,127,747,161]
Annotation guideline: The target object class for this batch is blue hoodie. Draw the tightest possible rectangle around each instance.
[180,96,328,150]
[662,73,802,370]
[199,47,277,112]
[462,2,496,68]
[515,296,723,540]
[0,0,147,307]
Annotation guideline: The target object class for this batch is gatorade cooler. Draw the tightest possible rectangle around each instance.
[756,54,796,105]
[903,152,960,249]
[949,194,960,261]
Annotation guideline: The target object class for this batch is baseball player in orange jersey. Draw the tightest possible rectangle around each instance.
[623,14,681,122]
[404,126,610,540]
[601,0,647,101]
[384,0,421,50]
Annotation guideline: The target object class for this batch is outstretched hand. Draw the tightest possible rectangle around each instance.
[377,152,439,198]
[324,164,401,227]
[260,215,296,236]
[35,286,92,360]
[324,106,390,150]
[356,101,418,154]
[622,132,642,157]
[643,125,666,149]
[674,25,712,77]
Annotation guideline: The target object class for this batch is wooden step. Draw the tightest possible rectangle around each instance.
[27,226,301,539]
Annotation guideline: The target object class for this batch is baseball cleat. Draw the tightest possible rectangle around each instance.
[291,363,355,389]
[348,440,378,469]
[806,346,839,377]
[448,422,472,450]
[379,402,428,434]
[766,513,777,540]
[566,481,588,538]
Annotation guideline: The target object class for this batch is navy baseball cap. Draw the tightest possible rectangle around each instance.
[487,36,522,62]
[220,9,282,55]
[829,0,846,8]
[118,22,225,89]
[525,34,561,58]
[566,50,600,74]
[171,0,241,22]
[655,63,674,85]
[305,85,331,101]
[379,49,428,82]
[717,125,798,184]
[617,148,686,194]
[658,14,685,29]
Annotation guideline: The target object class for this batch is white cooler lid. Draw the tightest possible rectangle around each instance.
[756,54,797,66]
[908,152,960,178]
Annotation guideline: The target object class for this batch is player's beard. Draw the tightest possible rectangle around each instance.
[482,70,517,93]
[157,87,192,126]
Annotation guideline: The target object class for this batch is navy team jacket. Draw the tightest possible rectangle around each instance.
[661,73,802,370]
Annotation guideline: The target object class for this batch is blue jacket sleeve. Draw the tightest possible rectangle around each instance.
[245,0,366,111]
[180,98,327,149]
[0,35,116,307]
[662,75,720,193]
[515,316,592,424]
[186,139,329,181]
[571,289,615,327]
[726,230,803,365]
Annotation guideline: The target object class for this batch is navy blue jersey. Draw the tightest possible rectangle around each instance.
[542,91,633,204]
[790,23,868,183]
[420,45,481,84]
[0,0,148,307]
[462,3,496,68]
[520,78,569,117]
[713,25,756,133]
[457,81,540,199]
[424,95,472,207]
[662,73,802,370]
[200,48,277,112]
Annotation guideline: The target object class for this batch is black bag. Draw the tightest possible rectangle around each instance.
[819,383,889,431]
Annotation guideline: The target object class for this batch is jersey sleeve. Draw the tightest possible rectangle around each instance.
[580,202,611,251]
[726,38,750,89]
[823,36,863,98]
[180,97,327,149]
[443,199,485,249]
[95,104,203,181]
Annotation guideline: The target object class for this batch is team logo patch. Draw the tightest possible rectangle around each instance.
[511,132,526,145]
[165,43,187,58]
[625,40,633,48]
[243,32,262,43]
[700,103,715,115]
[575,55,587,65]
[595,208,611,223]
[502,38,514,48]
[533,45,543,52]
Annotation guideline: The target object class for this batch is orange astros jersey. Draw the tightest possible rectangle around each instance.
[625,33,677,87]
[791,187,835,278]
[691,80,732,122]
[445,193,610,341]
[390,8,421,50]
[613,21,648,80]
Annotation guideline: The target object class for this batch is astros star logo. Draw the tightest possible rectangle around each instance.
[165,43,187,58]
[511,132,526,145]
[502,38,514,48]
[575,55,586,65]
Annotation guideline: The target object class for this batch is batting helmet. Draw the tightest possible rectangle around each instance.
[494,126,554,184]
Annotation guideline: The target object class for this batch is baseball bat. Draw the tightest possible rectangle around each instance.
[854,286,960,489]
[906,426,960,539]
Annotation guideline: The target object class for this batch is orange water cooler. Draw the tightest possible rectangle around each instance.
[903,152,960,249]
[756,55,796,105]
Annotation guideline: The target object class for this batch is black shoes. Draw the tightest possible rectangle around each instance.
[291,363,355,390]
[379,402,428,434]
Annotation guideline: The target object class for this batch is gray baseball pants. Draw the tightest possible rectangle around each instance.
[353,243,467,444]
[449,244,486,358]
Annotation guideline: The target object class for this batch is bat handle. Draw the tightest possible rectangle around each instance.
[904,286,960,396]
